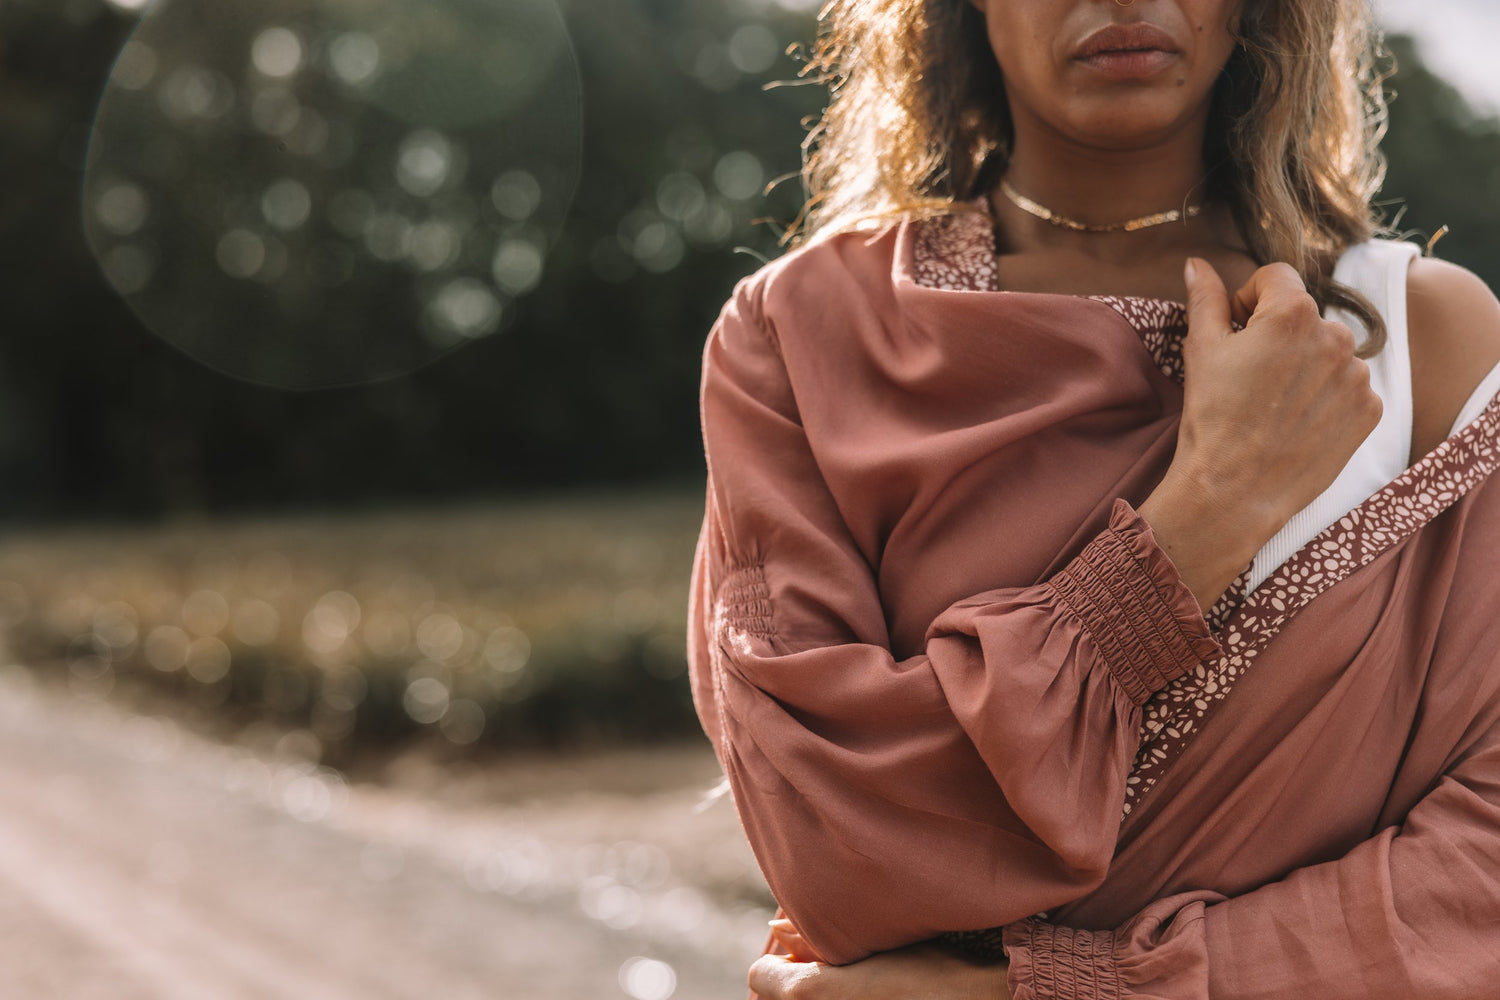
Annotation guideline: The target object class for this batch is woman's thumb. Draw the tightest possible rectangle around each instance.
[1184,257,1232,336]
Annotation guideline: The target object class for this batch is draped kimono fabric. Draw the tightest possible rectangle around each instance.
[689,207,1500,999]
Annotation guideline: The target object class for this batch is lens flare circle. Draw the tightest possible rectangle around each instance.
[83,0,582,388]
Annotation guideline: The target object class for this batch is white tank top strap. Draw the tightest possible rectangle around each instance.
[1245,239,1420,593]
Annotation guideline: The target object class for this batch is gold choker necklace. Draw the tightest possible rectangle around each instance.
[998,180,1203,233]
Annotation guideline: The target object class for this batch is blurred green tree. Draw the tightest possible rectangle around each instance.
[0,0,821,518]
[1380,34,1500,287]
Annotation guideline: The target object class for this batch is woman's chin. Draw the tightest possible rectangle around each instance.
[1057,105,1203,153]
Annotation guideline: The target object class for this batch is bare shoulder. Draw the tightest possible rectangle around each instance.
[1405,257,1500,462]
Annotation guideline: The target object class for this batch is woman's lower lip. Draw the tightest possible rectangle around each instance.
[1078,49,1177,79]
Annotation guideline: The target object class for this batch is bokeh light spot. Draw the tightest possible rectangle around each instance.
[403,676,450,724]
[251,27,304,79]
[728,25,780,74]
[491,237,544,294]
[425,278,502,341]
[261,178,313,230]
[95,181,150,235]
[627,219,684,274]
[618,957,677,1000]
[328,32,381,86]
[482,625,531,673]
[415,612,465,661]
[282,768,345,822]
[684,197,734,248]
[216,228,267,279]
[303,591,361,656]
[490,169,541,221]
[405,219,461,272]
[655,172,706,223]
[713,150,766,201]
[396,129,456,198]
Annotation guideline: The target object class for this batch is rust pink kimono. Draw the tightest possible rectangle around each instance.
[688,210,1500,999]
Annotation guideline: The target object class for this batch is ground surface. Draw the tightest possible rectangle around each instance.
[0,667,771,1000]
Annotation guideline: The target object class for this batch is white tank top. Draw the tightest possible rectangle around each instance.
[1247,240,1500,591]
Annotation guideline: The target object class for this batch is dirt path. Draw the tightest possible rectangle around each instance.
[0,668,770,999]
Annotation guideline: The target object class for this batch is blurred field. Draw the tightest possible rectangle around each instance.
[0,661,772,999]
[0,489,790,998]
[0,488,708,771]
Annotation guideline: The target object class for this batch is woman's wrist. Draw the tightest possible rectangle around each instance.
[1137,469,1271,615]
[943,950,1012,1000]
[988,959,1014,1000]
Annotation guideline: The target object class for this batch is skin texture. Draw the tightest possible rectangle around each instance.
[743,1,1500,996]
[1406,258,1500,463]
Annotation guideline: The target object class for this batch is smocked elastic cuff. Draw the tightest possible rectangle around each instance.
[1050,499,1221,706]
[1004,920,1124,1000]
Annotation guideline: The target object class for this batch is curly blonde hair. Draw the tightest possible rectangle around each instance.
[792,0,1393,353]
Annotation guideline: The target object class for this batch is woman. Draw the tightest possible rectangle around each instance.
[688,0,1500,997]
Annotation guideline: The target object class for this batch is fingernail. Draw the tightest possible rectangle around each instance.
[1184,258,1199,283]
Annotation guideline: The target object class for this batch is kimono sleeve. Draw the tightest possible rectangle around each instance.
[689,277,1223,966]
[1001,723,1500,999]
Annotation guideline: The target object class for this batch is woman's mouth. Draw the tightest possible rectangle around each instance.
[1075,23,1180,79]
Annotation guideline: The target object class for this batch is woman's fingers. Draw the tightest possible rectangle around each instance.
[1183,256,1233,336]
[768,918,814,961]
[1184,256,1314,334]
[1227,260,1306,329]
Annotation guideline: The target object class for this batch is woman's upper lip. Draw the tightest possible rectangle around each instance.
[1076,23,1180,58]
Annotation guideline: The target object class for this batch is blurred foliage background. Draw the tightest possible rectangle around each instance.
[1,0,1498,768]
[3,0,823,518]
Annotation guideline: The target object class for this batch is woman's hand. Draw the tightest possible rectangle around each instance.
[748,920,1011,1000]
[1139,258,1384,612]
[748,944,1011,1000]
